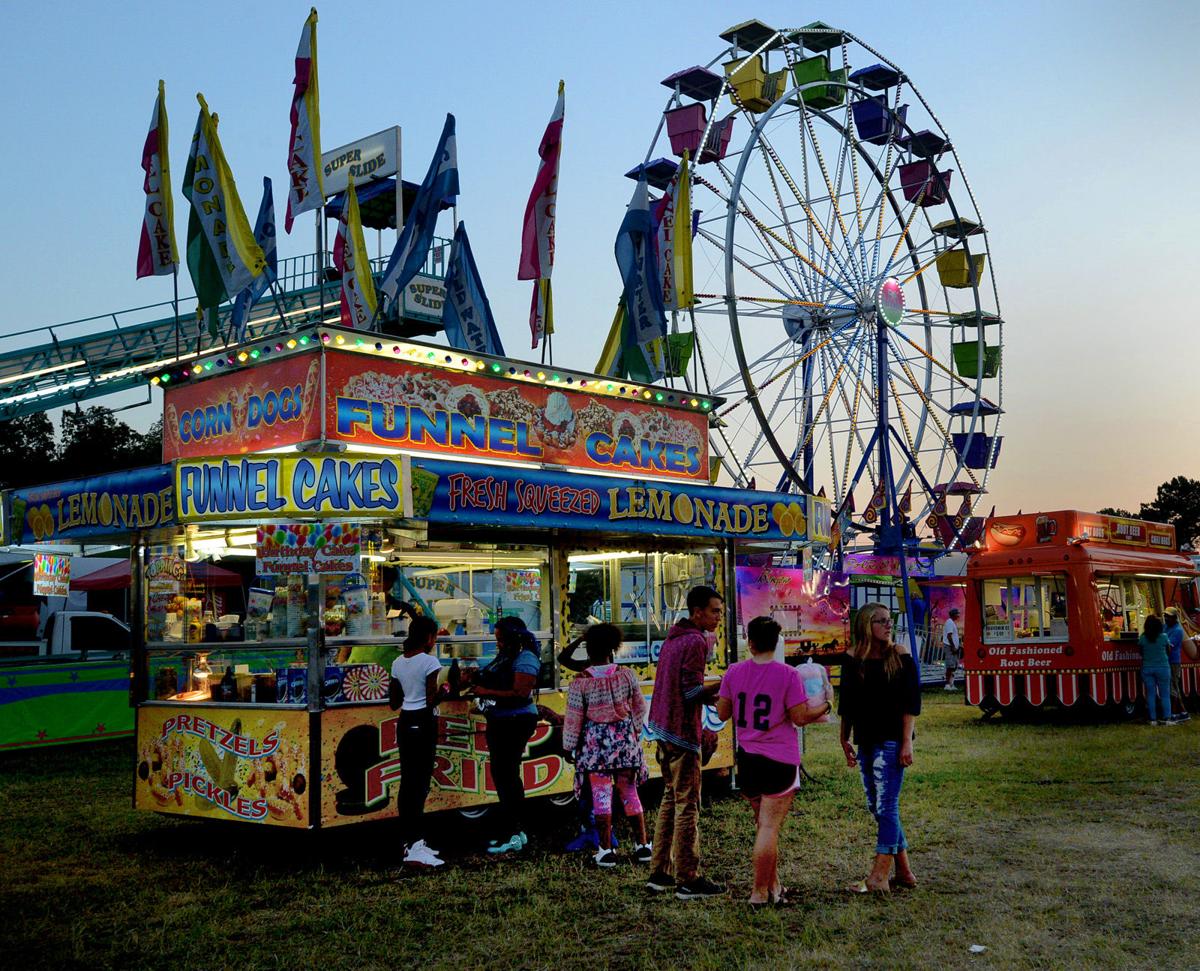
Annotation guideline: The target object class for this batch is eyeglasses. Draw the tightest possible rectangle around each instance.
[871,618,892,625]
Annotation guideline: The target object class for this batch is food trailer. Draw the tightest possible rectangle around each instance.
[963,510,1198,712]
[124,324,829,828]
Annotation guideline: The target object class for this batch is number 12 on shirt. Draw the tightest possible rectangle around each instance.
[735,692,771,731]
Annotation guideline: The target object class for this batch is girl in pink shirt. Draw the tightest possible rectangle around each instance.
[717,616,832,905]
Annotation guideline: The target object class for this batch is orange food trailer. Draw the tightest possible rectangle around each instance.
[963,511,1198,713]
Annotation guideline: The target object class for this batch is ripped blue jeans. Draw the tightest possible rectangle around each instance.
[858,740,907,855]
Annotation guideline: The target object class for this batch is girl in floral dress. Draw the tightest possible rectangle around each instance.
[562,624,651,867]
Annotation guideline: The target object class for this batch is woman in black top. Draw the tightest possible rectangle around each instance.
[838,602,921,893]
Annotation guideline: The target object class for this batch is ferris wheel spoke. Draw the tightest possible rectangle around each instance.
[886,338,979,491]
[698,170,853,301]
[747,131,864,294]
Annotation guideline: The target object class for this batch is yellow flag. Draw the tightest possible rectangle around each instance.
[673,150,694,309]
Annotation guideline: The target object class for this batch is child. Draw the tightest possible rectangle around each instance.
[562,624,650,867]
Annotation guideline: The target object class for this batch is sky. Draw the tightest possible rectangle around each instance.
[1,0,1197,517]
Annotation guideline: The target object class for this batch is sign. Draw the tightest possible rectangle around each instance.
[33,553,70,598]
[6,466,175,543]
[401,273,446,322]
[318,694,734,827]
[327,349,711,481]
[175,454,411,522]
[146,546,187,641]
[134,706,310,827]
[162,354,322,461]
[257,523,362,576]
[320,126,401,198]
[735,566,850,658]
[410,459,831,543]
[984,511,1177,553]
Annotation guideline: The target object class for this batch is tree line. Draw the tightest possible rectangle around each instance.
[0,407,162,491]
[1099,476,1200,551]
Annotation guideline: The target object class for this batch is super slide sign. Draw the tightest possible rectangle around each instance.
[175,454,411,522]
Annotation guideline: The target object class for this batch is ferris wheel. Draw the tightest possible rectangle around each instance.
[639,19,1003,553]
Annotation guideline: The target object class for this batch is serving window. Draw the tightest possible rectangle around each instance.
[981,574,1069,643]
[565,548,720,668]
[1096,574,1164,640]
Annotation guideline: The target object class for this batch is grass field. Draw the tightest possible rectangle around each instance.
[2,693,1198,970]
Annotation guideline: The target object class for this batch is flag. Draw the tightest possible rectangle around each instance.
[380,114,458,306]
[137,80,178,278]
[670,151,694,310]
[442,222,504,355]
[333,178,377,329]
[899,480,913,515]
[183,94,267,337]
[862,478,886,524]
[519,81,565,347]
[285,7,323,233]
[230,177,278,341]
[529,278,553,348]
[595,301,663,383]
[615,177,667,357]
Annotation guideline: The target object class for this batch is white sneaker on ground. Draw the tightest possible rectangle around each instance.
[404,839,444,868]
[944,684,957,691]
[593,848,618,868]
[634,842,653,864]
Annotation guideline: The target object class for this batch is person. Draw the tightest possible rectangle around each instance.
[562,623,651,868]
[1163,608,1189,722]
[942,608,961,691]
[839,603,921,894]
[1138,614,1173,726]
[388,615,444,868]
[471,615,542,853]
[645,585,725,900]
[716,616,832,905]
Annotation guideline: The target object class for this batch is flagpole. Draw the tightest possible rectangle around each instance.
[316,208,324,322]
[171,266,181,364]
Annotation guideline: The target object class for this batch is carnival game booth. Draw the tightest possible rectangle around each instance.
[132,324,831,829]
[963,511,1198,713]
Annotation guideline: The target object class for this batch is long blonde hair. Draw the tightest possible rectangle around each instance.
[850,601,904,680]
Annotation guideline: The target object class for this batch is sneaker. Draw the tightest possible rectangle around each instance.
[1149,720,1160,726]
[487,834,525,855]
[1164,716,1183,726]
[517,831,529,848]
[943,684,956,691]
[593,848,618,868]
[646,870,674,892]
[634,843,654,864]
[404,840,445,868]
[1173,712,1191,722]
[675,876,727,900]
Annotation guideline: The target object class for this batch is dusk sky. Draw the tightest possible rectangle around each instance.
[1,1,1196,517]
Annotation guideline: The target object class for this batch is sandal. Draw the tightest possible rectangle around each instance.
[845,879,890,894]
[889,876,918,891]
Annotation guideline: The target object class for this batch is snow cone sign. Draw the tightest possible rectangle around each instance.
[256,523,362,576]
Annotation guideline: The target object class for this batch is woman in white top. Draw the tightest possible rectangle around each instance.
[389,615,444,867]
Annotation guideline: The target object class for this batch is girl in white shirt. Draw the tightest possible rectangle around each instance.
[389,615,444,867]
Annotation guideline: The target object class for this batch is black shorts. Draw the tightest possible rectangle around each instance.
[736,749,799,799]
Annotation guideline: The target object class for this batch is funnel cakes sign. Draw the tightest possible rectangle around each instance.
[324,350,709,480]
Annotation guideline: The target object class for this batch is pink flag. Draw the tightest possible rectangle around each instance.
[137,80,178,278]
[285,8,323,233]
[519,82,564,346]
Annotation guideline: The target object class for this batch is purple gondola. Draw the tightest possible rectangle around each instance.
[851,95,908,145]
